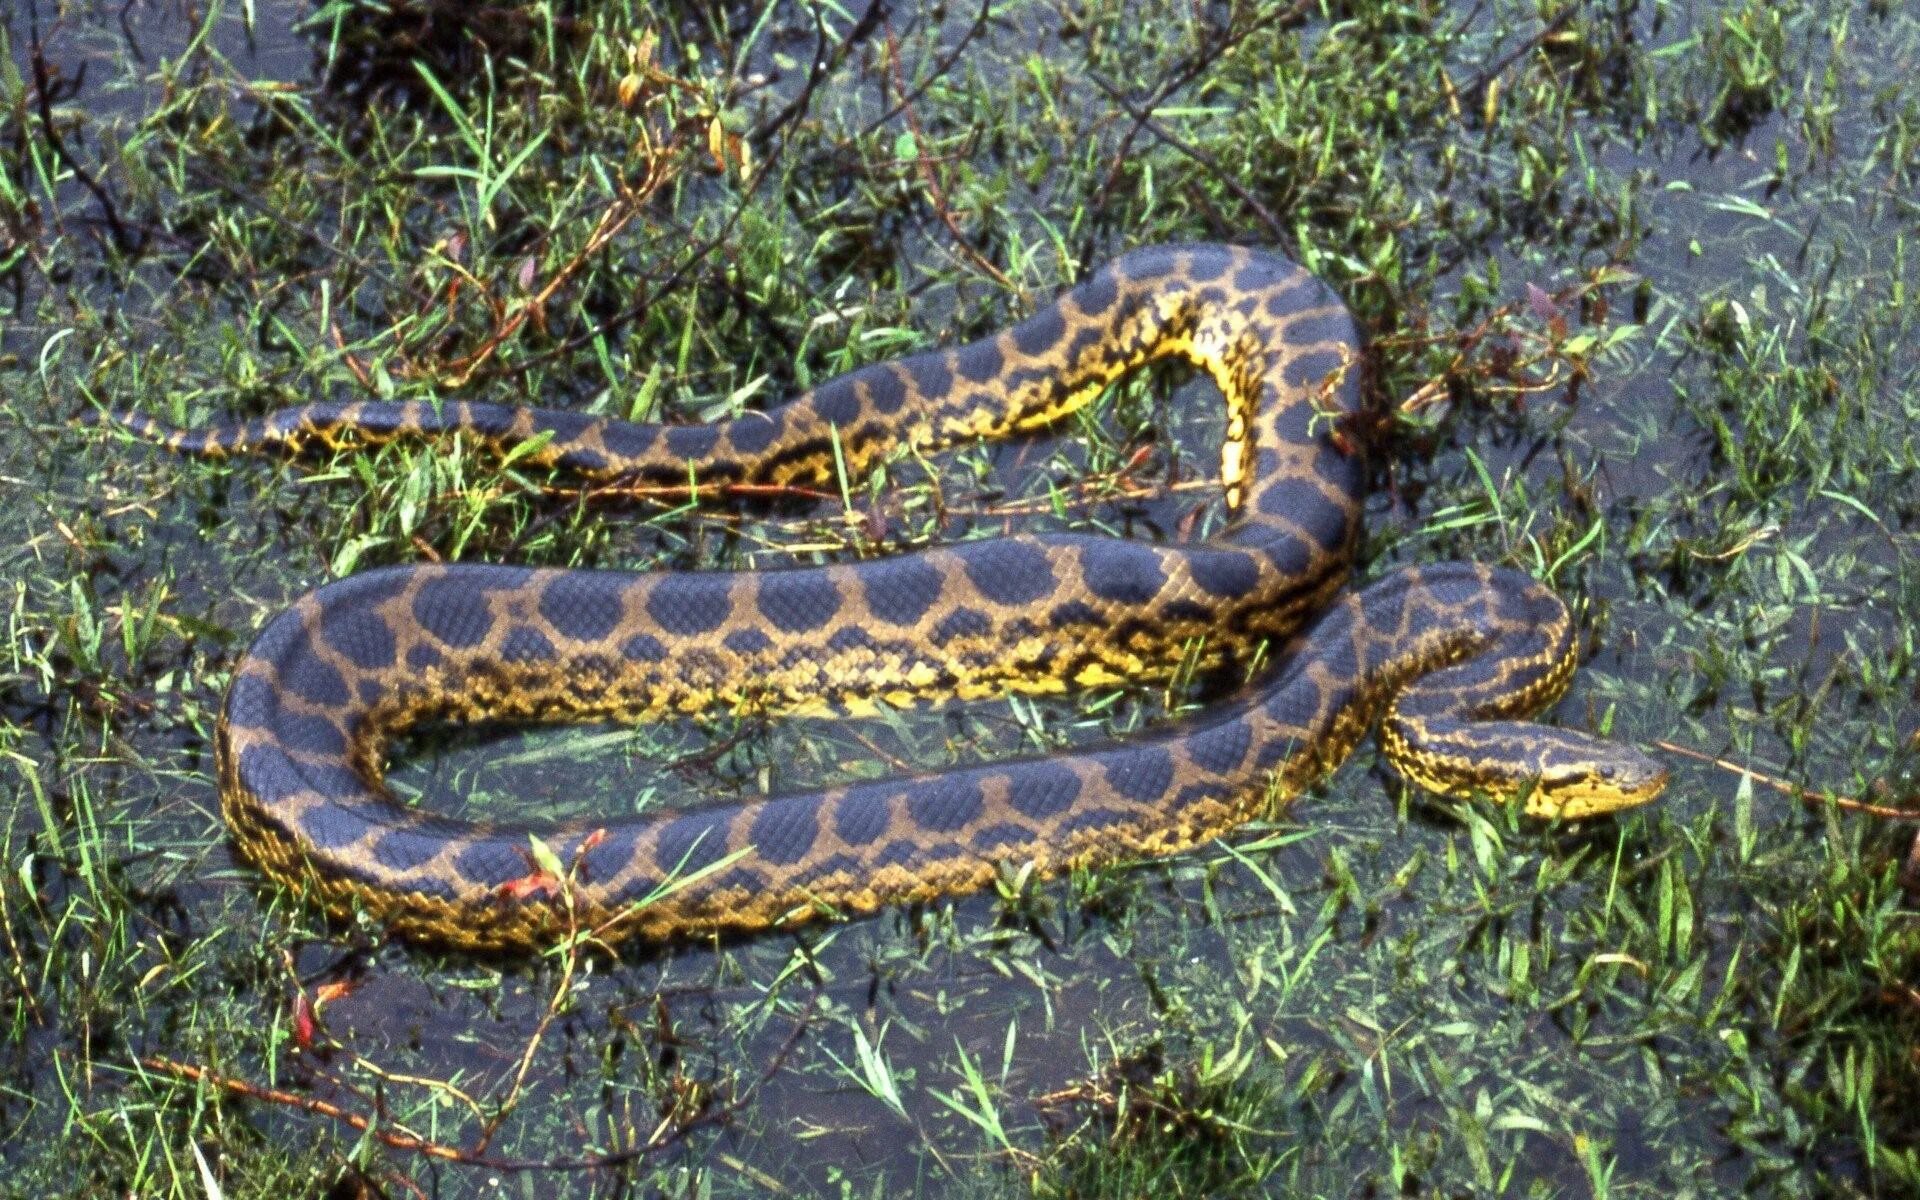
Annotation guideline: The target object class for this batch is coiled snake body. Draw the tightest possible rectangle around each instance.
[103,245,1667,951]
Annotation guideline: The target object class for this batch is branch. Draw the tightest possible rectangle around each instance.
[27,0,140,255]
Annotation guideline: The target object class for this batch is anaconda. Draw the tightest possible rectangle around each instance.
[97,244,1668,952]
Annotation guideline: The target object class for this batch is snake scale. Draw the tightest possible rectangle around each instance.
[101,244,1668,952]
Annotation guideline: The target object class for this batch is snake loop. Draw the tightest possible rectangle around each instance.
[99,245,1666,951]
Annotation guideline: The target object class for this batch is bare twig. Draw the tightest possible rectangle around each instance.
[1084,71,1286,242]
[751,0,889,144]
[854,0,996,140]
[27,0,140,255]
[1652,740,1920,822]
[1091,0,1317,214]
[138,994,819,1172]
[882,20,1013,288]
[1457,5,1581,112]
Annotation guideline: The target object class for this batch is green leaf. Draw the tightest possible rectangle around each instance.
[527,833,567,880]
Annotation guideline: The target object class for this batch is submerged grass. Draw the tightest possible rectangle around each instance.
[1,0,1917,1195]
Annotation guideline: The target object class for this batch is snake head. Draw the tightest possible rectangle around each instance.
[1527,744,1671,819]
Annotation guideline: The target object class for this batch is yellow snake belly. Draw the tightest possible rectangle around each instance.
[98,244,1668,952]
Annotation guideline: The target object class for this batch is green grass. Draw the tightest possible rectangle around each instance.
[2,0,1918,1195]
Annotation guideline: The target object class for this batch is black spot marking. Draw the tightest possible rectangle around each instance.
[645,575,731,636]
[1007,762,1082,819]
[224,673,280,730]
[955,339,1004,383]
[811,379,861,426]
[1079,541,1166,605]
[317,594,401,671]
[539,574,621,642]
[863,557,946,626]
[1259,534,1312,578]
[236,744,301,802]
[1316,447,1360,491]
[970,822,1035,854]
[1188,550,1261,599]
[1234,260,1282,294]
[750,797,821,866]
[664,423,723,461]
[709,866,770,896]
[1257,477,1337,523]
[1103,746,1175,803]
[306,764,366,800]
[1057,806,1138,838]
[905,352,953,399]
[834,787,892,846]
[299,802,371,850]
[1011,306,1067,357]
[535,411,595,446]
[451,837,519,887]
[598,421,658,459]
[1163,599,1214,624]
[1074,271,1118,316]
[621,633,668,663]
[1187,250,1230,282]
[1267,399,1316,441]
[1189,719,1252,775]
[796,851,864,888]
[634,464,687,488]
[724,627,773,656]
[1284,310,1352,348]
[761,436,834,481]
[875,839,966,871]
[413,577,496,649]
[1262,682,1340,746]
[906,776,984,832]
[406,644,443,671]
[670,648,727,687]
[845,421,883,457]
[1263,279,1315,318]
[757,571,841,634]
[827,626,879,655]
[962,540,1056,605]
[862,365,909,414]
[501,625,555,663]
[1048,599,1102,629]
[564,446,609,473]
[371,828,442,872]
[930,607,992,647]
[281,653,349,707]
[1284,349,1344,389]
[579,829,641,885]
[1122,247,1178,280]
[1065,324,1107,362]
[726,411,782,455]
[654,810,733,875]
[276,713,347,757]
